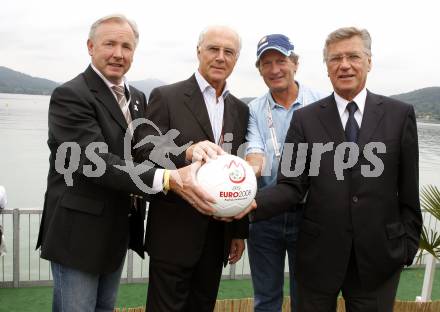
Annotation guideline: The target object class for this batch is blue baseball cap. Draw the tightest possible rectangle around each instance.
[256,34,294,61]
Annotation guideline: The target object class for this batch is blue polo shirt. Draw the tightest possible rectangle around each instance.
[245,82,327,190]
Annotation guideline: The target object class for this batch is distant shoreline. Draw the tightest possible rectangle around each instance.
[0,91,52,96]
[1,92,439,124]
[418,119,440,125]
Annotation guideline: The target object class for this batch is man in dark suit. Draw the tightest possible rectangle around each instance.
[240,27,422,312]
[142,26,249,311]
[36,15,214,312]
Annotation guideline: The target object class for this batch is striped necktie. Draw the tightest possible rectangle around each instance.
[111,85,133,133]
[112,85,137,209]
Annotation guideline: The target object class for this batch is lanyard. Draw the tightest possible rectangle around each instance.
[266,96,282,161]
[266,94,309,204]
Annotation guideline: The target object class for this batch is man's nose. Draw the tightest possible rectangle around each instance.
[339,57,351,69]
[269,63,281,74]
[113,45,123,59]
[215,50,225,62]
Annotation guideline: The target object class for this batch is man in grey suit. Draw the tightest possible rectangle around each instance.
[37,14,214,312]
[239,26,422,312]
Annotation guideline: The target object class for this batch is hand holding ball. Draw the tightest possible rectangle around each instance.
[196,154,257,217]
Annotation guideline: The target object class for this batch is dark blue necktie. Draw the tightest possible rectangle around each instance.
[345,101,359,143]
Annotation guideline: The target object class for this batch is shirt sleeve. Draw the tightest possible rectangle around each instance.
[152,169,165,193]
[245,102,265,155]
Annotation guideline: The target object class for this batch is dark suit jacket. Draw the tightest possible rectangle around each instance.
[254,91,422,292]
[142,75,249,267]
[36,66,156,274]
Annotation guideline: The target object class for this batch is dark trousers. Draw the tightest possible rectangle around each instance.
[296,248,401,312]
[146,220,225,312]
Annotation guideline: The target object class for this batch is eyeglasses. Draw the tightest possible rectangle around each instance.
[326,52,368,65]
[202,45,238,60]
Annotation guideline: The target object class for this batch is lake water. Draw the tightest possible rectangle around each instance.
[0,93,439,282]
[0,93,439,208]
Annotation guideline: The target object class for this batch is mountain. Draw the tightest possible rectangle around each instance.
[0,66,165,98]
[241,88,440,121]
[0,66,59,95]
[0,65,438,121]
[129,78,165,98]
[391,87,440,120]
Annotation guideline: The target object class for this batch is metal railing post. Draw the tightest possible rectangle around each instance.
[12,209,20,288]
[416,253,437,302]
[126,250,134,283]
[229,263,236,280]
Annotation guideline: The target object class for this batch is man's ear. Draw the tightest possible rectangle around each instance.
[196,46,202,62]
[87,39,94,56]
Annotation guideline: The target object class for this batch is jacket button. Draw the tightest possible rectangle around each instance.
[352,196,358,203]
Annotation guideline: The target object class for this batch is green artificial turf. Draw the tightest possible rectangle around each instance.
[0,268,438,311]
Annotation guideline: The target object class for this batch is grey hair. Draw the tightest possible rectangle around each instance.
[255,51,299,68]
[89,14,139,47]
[197,25,242,57]
[323,27,371,62]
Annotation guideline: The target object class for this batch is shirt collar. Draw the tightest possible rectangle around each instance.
[267,81,303,110]
[195,70,230,99]
[91,63,129,93]
[334,87,367,117]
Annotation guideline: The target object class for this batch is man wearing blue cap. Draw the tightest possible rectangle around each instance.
[245,34,326,311]
[240,27,422,312]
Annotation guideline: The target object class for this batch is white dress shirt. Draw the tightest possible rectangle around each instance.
[90,64,164,193]
[194,70,229,144]
[90,64,132,116]
[334,87,367,129]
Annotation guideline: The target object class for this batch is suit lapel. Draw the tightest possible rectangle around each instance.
[183,75,215,142]
[84,66,127,132]
[128,91,143,120]
[358,91,384,147]
[317,95,346,145]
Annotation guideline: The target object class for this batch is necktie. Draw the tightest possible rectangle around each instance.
[345,101,359,143]
[111,85,133,133]
[112,85,137,210]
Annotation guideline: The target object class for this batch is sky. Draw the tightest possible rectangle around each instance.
[1,0,439,98]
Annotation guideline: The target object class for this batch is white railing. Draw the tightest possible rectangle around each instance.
[0,208,250,288]
[1,208,438,300]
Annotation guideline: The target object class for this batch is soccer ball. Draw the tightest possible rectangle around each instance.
[196,154,257,217]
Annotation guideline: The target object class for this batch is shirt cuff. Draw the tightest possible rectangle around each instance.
[245,147,265,156]
[152,168,165,192]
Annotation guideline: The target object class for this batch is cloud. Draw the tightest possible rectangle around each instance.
[1,0,439,97]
